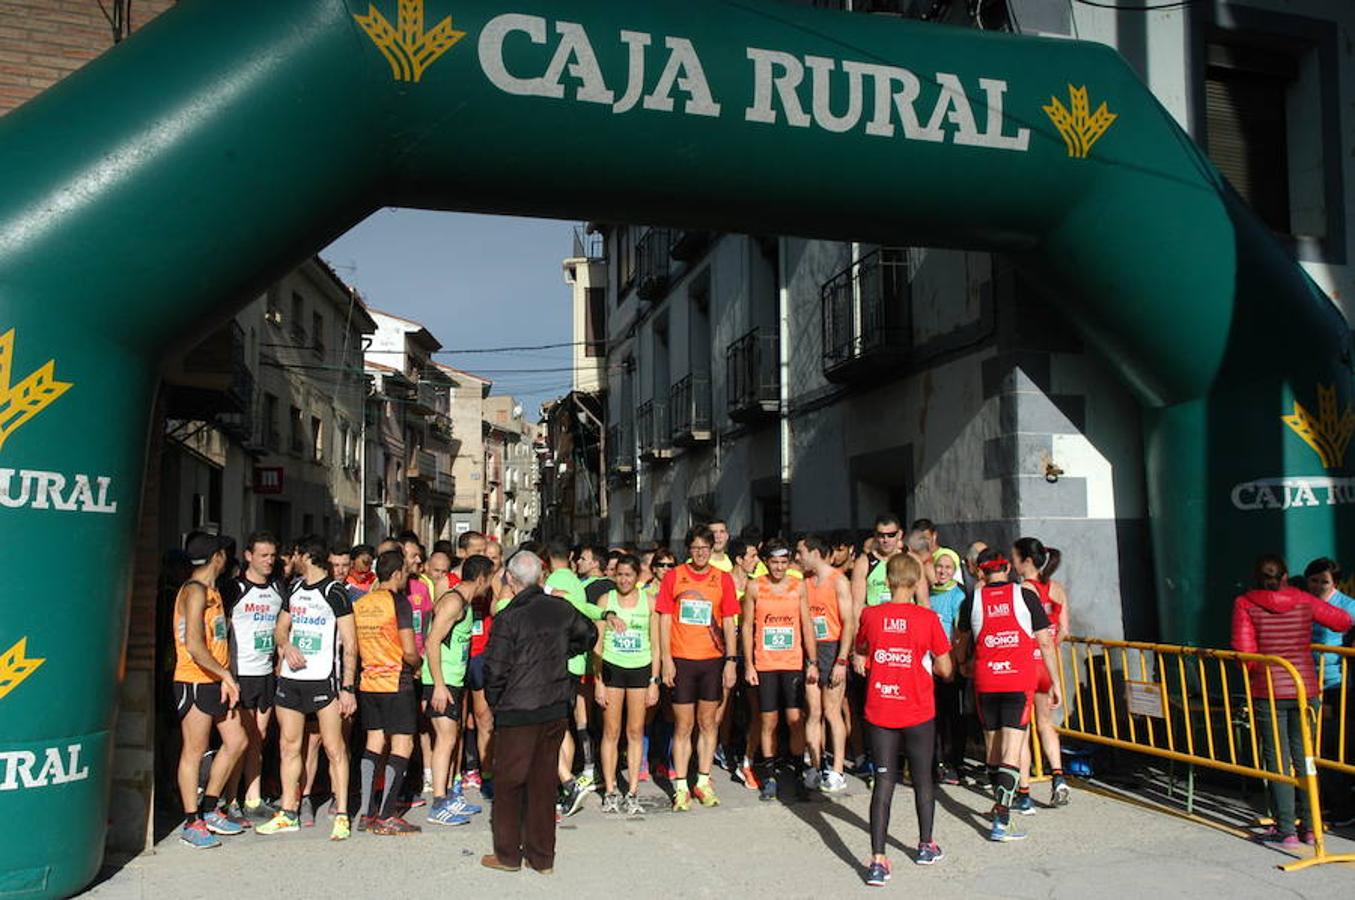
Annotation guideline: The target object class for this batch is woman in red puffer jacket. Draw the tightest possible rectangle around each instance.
[1232,554,1353,848]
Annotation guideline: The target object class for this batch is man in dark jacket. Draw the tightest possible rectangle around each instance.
[1232,554,1353,847]
[480,550,597,873]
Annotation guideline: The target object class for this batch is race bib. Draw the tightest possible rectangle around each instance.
[813,616,829,641]
[292,630,322,655]
[412,609,424,633]
[762,626,794,651]
[612,632,643,654]
[678,598,713,626]
[211,616,227,641]
[253,631,274,653]
[472,620,484,636]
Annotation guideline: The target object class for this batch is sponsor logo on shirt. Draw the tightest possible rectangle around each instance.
[985,603,1011,617]
[987,660,1015,674]
[874,682,902,698]
[873,647,914,667]
[983,630,1021,649]
[882,617,909,633]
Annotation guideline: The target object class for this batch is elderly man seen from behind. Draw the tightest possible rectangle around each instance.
[480,550,597,874]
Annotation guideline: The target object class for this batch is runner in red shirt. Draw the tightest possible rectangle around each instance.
[1013,537,1072,811]
[854,554,953,883]
[954,548,1059,843]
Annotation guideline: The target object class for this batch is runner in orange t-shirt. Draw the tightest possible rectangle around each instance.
[798,533,856,794]
[742,538,818,802]
[656,525,739,811]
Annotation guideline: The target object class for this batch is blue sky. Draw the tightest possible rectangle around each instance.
[322,208,579,419]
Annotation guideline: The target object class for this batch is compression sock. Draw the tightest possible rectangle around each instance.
[674,777,688,794]
[696,771,711,789]
[360,750,380,817]
[464,734,481,772]
[577,725,595,776]
[198,794,219,816]
[995,766,1019,824]
[381,755,410,819]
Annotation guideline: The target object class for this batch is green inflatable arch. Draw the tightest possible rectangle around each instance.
[0,0,1350,893]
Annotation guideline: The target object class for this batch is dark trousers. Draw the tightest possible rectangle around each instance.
[492,718,567,869]
[935,676,967,770]
[1256,698,1318,837]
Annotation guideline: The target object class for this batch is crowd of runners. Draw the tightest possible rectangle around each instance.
[170,515,1078,883]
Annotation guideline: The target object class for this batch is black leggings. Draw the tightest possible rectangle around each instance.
[869,719,936,854]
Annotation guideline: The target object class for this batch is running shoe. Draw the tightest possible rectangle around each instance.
[652,763,671,781]
[1301,830,1317,846]
[299,796,315,828]
[356,815,376,832]
[371,815,422,836]
[330,814,350,841]
[256,811,300,835]
[988,818,1028,842]
[1255,828,1301,850]
[736,762,761,790]
[427,799,471,827]
[463,770,483,791]
[561,781,587,817]
[1051,776,1070,807]
[1013,793,1036,816]
[864,860,891,886]
[638,763,651,783]
[575,772,595,792]
[713,746,728,770]
[802,767,821,791]
[672,788,692,812]
[759,777,778,802]
[179,820,220,850]
[623,794,644,816]
[915,842,944,865]
[693,782,720,807]
[221,803,252,829]
[821,771,848,793]
[243,799,278,821]
[202,809,244,836]
[600,791,622,814]
[446,790,483,816]
[937,765,961,786]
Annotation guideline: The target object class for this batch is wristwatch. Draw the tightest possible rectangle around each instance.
[724,655,738,663]
[340,684,356,694]
[649,676,660,685]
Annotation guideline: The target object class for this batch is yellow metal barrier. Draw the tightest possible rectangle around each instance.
[1312,644,1353,780]
[1035,636,1354,872]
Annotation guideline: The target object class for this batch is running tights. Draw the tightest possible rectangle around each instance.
[868,720,936,855]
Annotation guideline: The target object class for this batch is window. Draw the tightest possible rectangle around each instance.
[585,287,606,357]
[312,311,325,358]
[617,227,635,295]
[339,423,350,467]
[264,392,281,451]
[290,292,306,342]
[290,405,305,454]
[1205,42,1294,234]
[311,415,324,463]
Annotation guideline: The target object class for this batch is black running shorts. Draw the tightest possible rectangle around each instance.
[361,688,419,734]
[236,673,276,711]
[174,681,227,719]
[274,676,338,715]
[602,661,652,690]
[976,690,1032,731]
[756,669,806,714]
[672,657,724,704]
[419,683,463,721]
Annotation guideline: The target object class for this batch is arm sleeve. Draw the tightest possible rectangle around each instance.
[719,572,740,618]
[394,592,413,629]
[567,608,598,658]
[326,582,353,618]
[654,569,677,615]
[1231,598,1256,653]
[929,611,951,656]
[1313,597,1355,634]
[1021,587,1051,632]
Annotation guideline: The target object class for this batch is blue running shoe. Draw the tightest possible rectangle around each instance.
[447,790,483,816]
[202,809,244,836]
[180,819,221,849]
[864,860,891,886]
[427,799,471,827]
[989,818,1028,842]
[759,776,778,802]
[915,842,944,865]
[1013,794,1036,816]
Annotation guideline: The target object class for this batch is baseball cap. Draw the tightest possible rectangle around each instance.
[184,531,232,565]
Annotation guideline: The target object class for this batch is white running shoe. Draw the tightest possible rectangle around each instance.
[821,770,848,793]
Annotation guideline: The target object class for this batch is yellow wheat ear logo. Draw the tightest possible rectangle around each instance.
[1043,85,1118,159]
[1283,384,1355,471]
[354,0,465,83]
[0,328,73,454]
[0,637,45,702]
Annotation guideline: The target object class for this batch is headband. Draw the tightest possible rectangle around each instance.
[766,547,791,558]
[978,555,1010,572]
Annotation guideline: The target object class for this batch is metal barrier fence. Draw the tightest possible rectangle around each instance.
[1025,636,1354,872]
[1313,644,1353,781]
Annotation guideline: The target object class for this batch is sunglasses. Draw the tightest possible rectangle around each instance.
[875,530,901,540]
[653,561,675,568]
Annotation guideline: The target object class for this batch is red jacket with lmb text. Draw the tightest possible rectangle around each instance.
[1231,586,1353,700]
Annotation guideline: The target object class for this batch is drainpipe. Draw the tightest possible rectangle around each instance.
[778,237,791,536]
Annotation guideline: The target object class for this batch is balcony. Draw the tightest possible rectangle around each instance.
[607,422,635,475]
[726,328,779,423]
[635,228,673,301]
[821,248,911,384]
[164,321,252,422]
[411,379,441,415]
[427,413,454,444]
[433,469,455,499]
[637,400,673,462]
[670,373,713,446]
[669,229,712,262]
[409,447,437,481]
